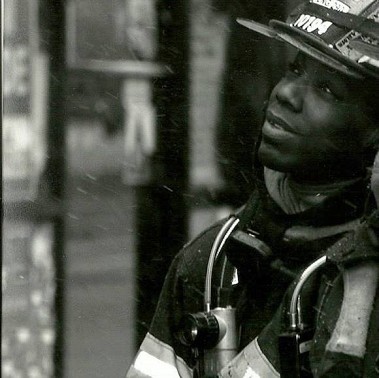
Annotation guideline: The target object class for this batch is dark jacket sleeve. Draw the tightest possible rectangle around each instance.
[126,223,223,377]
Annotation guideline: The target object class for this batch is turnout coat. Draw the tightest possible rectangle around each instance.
[127,175,379,377]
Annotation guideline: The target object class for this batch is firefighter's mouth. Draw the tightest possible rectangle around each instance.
[265,111,297,134]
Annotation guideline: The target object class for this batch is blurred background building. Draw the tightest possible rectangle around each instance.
[3,0,297,377]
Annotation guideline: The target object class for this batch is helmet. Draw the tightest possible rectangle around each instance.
[237,0,379,79]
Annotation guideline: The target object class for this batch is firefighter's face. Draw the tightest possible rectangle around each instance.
[259,53,377,183]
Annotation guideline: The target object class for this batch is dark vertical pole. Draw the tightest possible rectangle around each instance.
[41,1,66,376]
[135,0,190,347]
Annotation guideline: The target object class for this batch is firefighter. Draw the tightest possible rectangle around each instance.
[126,0,379,376]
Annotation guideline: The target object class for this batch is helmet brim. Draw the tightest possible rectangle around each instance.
[237,17,379,79]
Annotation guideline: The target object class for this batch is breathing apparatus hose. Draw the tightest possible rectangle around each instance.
[289,255,327,330]
[177,216,241,377]
[204,216,240,313]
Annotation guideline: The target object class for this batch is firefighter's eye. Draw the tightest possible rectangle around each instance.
[320,83,333,94]
[288,62,302,76]
[317,81,342,101]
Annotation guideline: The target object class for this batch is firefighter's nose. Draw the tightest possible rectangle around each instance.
[275,76,305,113]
